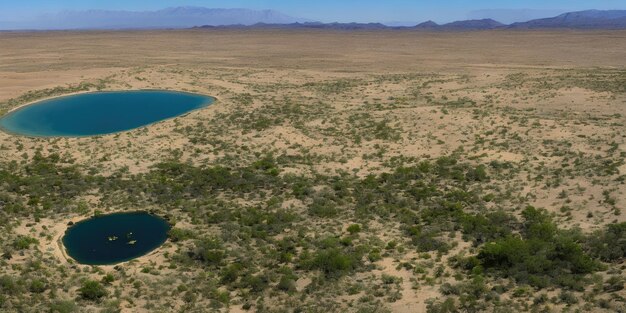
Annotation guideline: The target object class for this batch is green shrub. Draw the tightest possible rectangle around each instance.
[461,211,514,244]
[308,195,339,217]
[466,165,488,182]
[252,155,280,176]
[368,248,382,262]
[585,222,626,262]
[301,238,365,278]
[192,237,226,266]
[604,276,624,292]
[478,207,598,288]
[381,274,401,284]
[12,236,39,250]
[241,274,269,293]
[29,279,46,293]
[559,291,578,305]
[426,298,458,313]
[168,228,196,242]
[277,276,297,292]
[313,248,358,277]
[49,300,78,313]
[101,274,115,285]
[406,226,449,253]
[347,224,361,234]
[0,275,21,295]
[220,263,243,284]
[290,178,314,199]
[79,280,107,301]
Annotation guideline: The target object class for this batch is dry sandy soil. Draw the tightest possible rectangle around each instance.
[0,29,625,312]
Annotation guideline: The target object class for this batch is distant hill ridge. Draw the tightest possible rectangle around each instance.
[2,8,626,30]
[510,10,626,29]
[201,19,505,30]
[426,19,504,30]
[196,9,626,30]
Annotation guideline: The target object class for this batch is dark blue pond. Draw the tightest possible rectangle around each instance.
[0,90,214,137]
[62,212,171,265]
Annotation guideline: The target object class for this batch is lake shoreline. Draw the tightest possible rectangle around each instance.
[0,89,216,138]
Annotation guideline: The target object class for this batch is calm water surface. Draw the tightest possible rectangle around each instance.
[0,90,214,137]
[62,212,170,265]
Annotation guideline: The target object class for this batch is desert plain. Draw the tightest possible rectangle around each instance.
[0,29,625,312]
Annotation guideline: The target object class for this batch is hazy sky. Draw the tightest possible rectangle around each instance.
[2,0,626,23]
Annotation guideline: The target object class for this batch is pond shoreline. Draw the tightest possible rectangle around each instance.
[62,211,171,266]
[0,89,217,138]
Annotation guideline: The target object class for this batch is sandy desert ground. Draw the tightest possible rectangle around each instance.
[0,29,625,312]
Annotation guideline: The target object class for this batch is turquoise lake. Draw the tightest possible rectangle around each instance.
[0,90,214,137]
[62,212,171,265]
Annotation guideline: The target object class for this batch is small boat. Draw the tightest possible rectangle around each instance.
[127,240,137,245]
[108,236,118,241]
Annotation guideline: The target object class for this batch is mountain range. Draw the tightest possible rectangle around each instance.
[197,9,626,30]
[1,8,626,30]
[510,10,626,29]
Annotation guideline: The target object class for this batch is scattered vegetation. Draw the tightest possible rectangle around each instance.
[1,63,625,312]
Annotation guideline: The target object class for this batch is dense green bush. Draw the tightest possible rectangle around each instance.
[347,224,361,234]
[192,237,226,266]
[311,248,359,277]
[240,273,269,293]
[220,263,244,284]
[79,280,107,301]
[0,275,22,296]
[12,236,39,250]
[466,164,489,182]
[299,237,365,278]
[585,222,626,262]
[29,278,46,293]
[426,298,458,313]
[252,155,280,176]
[168,228,196,242]
[308,195,340,217]
[406,226,449,253]
[461,211,514,244]
[277,276,297,292]
[478,207,598,288]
